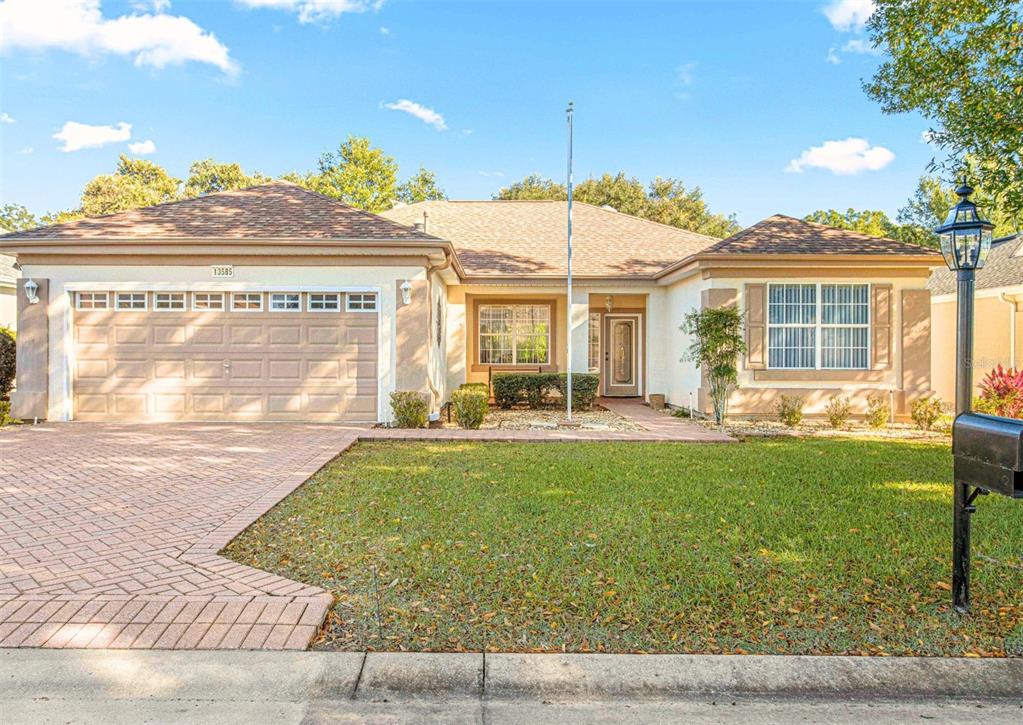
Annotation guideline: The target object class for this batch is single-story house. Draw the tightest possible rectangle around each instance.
[929,232,1023,402]
[0,254,17,330]
[0,181,940,423]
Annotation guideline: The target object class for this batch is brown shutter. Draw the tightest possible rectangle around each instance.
[745,283,766,369]
[871,284,892,369]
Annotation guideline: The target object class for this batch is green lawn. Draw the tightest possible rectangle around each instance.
[224,439,1023,656]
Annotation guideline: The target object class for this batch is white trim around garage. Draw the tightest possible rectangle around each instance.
[63,282,382,293]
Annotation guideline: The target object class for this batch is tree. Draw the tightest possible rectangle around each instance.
[681,306,746,425]
[495,172,741,238]
[0,203,37,232]
[308,136,398,213]
[898,170,1021,238]
[865,0,1023,218]
[396,167,446,205]
[39,209,86,225]
[184,158,269,197]
[80,155,181,216]
[805,208,898,239]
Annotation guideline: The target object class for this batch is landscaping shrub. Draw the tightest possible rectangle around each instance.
[865,394,889,428]
[451,388,488,429]
[825,396,852,429]
[976,365,1023,419]
[552,373,599,411]
[390,390,429,428]
[775,395,804,428]
[0,325,14,402]
[492,375,522,409]
[910,396,945,431]
[458,382,490,396]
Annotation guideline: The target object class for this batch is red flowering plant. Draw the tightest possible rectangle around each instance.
[976,365,1023,420]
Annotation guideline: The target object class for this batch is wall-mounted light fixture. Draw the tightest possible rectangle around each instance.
[400,279,413,305]
[605,295,613,312]
[24,278,39,305]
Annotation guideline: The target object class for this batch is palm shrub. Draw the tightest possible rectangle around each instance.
[681,306,746,425]
[910,396,945,431]
[0,326,14,402]
[390,391,429,428]
[825,396,852,429]
[775,395,804,428]
[865,394,889,428]
[451,388,488,429]
[976,365,1023,419]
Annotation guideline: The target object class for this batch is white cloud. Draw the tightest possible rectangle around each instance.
[236,0,382,25]
[0,0,238,74]
[822,0,875,31]
[18,146,33,154]
[382,98,447,131]
[0,112,14,123]
[478,170,504,178]
[785,137,895,175]
[676,62,695,86]
[826,47,841,65]
[842,38,879,55]
[379,25,389,35]
[53,120,132,152]
[131,0,170,11]
[128,138,156,154]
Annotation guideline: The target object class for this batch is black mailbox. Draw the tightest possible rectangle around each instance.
[953,412,1023,499]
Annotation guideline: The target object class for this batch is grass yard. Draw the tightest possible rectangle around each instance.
[224,439,1023,656]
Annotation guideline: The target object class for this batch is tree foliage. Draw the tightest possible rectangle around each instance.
[81,155,181,216]
[307,136,400,213]
[0,203,37,232]
[396,167,446,205]
[681,306,746,425]
[865,0,1023,218]
[496,172,741,238]
[184,158,269,197]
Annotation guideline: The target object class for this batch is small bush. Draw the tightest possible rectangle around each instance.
[0,399,11,426]
[390,390,429,428]
[492,375,522,409]
[0,325,15,401]
[825,396,852,429]
[522,374,554,409]
[977,365,1023,419]
[775,395,804,428]
[865,394,889,428]
[552,373,599,411]
[458,382,490,396]
[451,388,488,429]
[911,396,945,431]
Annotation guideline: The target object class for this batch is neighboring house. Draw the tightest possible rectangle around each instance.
[929,233,1023,403]
[0,254,17,330]
[0,182,940,423]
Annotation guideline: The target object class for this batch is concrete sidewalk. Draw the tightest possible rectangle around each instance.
[2,649,1021,723]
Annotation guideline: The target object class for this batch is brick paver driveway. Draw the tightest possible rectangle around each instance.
[0,423,362,650]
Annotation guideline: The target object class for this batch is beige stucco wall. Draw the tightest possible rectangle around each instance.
[0,286,15,330]
[17,262,428,423]
[931,291,1022,403]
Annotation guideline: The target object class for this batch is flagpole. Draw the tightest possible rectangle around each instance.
[566,101,574,422]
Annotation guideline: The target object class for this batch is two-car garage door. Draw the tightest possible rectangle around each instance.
[71,290,378,422]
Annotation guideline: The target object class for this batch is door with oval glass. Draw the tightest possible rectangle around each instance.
[602,313,642,396]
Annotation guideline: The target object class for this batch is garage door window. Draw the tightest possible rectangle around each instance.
[270,293,301,311]
[193,292,225,311]
[154,293,186,311]
[309,293,341,312]
[115,292,147,310]
[347,293,377,312]
[76,292,109,310]
[232,293,263,311]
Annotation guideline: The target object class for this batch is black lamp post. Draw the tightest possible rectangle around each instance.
[935,181,994,613]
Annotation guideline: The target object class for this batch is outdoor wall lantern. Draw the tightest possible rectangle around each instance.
[24,278,39,304]
[400,279,413,305]
[942,182,1022,615]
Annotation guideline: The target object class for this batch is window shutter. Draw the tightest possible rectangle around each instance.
[871,284,892,369]
[745,283,766,369]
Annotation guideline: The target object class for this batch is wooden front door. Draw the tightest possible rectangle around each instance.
[602,314,641,397]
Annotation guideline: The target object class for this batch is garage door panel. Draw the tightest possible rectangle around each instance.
[74,300,378,421]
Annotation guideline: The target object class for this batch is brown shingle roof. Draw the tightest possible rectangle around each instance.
[380,200,720,277]
[0,181,440,242]
[703,214,941,256]
[928,234,1023,295]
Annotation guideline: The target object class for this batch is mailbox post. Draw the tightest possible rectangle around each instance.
[935,182,994,613]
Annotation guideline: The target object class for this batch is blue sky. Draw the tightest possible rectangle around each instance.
[0,0,937,226]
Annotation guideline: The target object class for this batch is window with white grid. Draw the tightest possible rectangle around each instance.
[308,293,341,311]
[154,292,185,311]
[192,292,225,311]
[478,304,550,365]
[115,292,146,310]
[231,292,263,311]
[76,292,109,310]
[346,293,377,312]
[767,283,869,370]
[270,293,301,311]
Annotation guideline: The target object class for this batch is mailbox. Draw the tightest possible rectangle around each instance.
[953,412,1023,499]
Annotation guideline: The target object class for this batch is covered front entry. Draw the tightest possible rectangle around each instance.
[71,290,378,422]
[602,313,643,397]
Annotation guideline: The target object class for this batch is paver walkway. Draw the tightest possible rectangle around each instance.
[0,403,726,651]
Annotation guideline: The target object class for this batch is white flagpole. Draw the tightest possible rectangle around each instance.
[566,101,574,422]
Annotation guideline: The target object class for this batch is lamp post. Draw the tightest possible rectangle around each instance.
[936,181,994,614]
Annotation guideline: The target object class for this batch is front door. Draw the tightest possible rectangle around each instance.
[603,314,641,397]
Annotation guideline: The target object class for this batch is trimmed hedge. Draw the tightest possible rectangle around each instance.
[552,373,599,411]
[451,388,488,429]
[0,326,14,402]
[492,372,599,411]
[458,382,490,395]
[390,390,429,428]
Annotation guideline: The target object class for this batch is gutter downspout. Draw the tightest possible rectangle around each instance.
[425,247,453,416]
[1001,293,1017,368]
